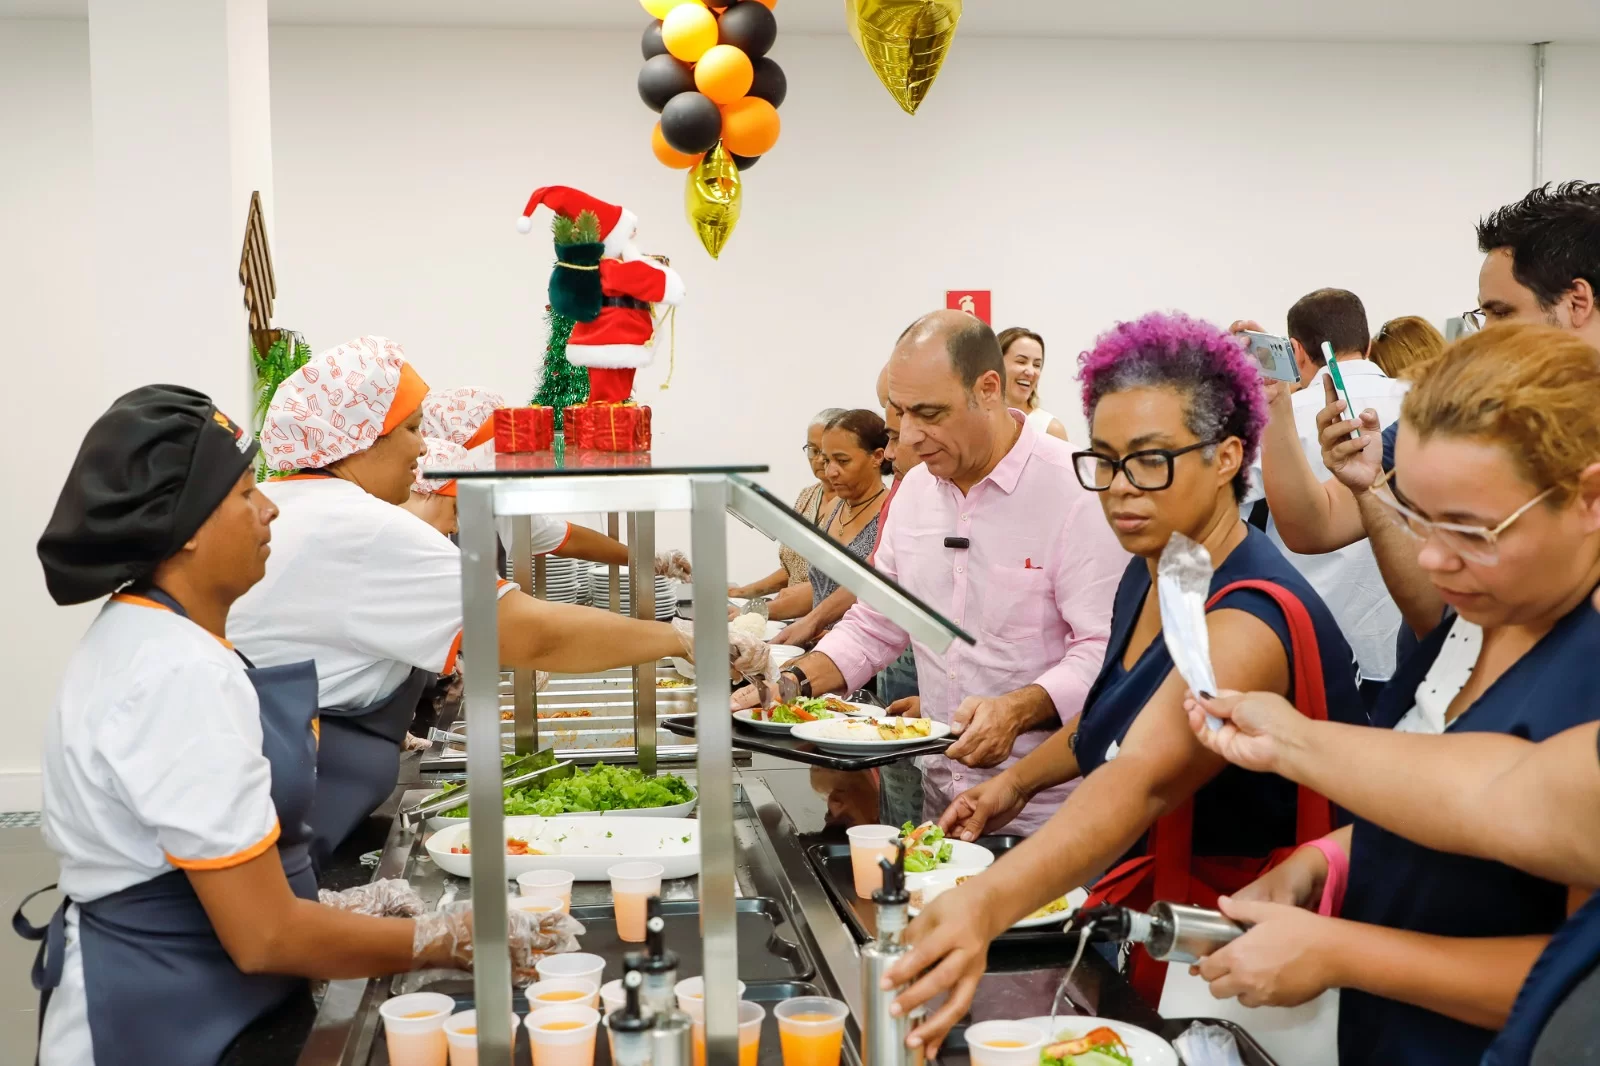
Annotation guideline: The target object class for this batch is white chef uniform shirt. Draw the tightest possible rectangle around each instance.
[230,477,517,709]
[39,597,280,1066]
[1245,360,1410,682]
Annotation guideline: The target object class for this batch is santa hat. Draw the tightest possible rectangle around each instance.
[516,185,638,259]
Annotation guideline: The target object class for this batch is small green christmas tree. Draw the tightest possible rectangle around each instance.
[532,306,587,427]
[251,330,312,480]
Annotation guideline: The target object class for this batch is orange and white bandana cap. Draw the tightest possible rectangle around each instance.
[413,438,469,498]
[421,387,507,450]
[260,336,430,472]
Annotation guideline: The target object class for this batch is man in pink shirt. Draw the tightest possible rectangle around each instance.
[734,311,1127,833]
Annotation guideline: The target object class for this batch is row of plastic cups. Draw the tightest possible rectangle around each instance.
[680,998,852,1066]
[379,993,601,1066]
[516,862,667,945]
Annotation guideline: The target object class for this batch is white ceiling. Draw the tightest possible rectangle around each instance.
[4,0,1598,43]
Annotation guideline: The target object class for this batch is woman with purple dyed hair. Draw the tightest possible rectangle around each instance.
[885,312,1367,1055]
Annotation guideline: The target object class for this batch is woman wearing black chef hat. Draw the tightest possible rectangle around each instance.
[19,385,580,1066]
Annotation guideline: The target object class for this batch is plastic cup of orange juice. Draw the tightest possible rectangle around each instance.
[607,862,664,943]
[846,825,901,899]
[689,999,765,1066]
[535,953,607,989]
[673,975,747,1009]
[509,894,566,920]
[963,1021,1046,1066]
[442,1009,522,1066]
[519,869,576,912]
[775,997,850,1066]
[379,992,455,1066]
[526,1004,601,1066]
[527,977,600,1010]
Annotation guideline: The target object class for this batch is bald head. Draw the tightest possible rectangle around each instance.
[894,310,1005,393]
[876,364,891,409]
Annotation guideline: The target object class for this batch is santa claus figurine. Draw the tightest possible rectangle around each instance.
[517,185,686,404]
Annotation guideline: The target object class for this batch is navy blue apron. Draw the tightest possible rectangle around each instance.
[14,588,320,1066]
[307,666,431,867]
[1339,596,1600,1066]
[1485,889,1600,1065]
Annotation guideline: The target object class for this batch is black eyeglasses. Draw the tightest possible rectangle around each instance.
[1462,308,1487,331]
[1072,440,1220,492]
[802,445,823,460]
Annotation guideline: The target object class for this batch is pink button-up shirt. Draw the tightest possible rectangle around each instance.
[815,414,1128,835]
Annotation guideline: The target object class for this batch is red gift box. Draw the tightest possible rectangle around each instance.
[587,402,652,452]
[492,406,554,453]
[562,404,591,448]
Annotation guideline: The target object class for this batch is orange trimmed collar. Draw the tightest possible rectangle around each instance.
[110,593,234,650]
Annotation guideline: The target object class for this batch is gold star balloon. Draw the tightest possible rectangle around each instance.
[685,143,742,259]
[846,0,962,115]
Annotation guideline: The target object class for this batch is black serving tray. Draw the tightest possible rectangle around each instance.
[1161,1017,1283,1066]
[368,980,828,1066]
[661,714,952,772]
[806,838,1097,967]
[398,898,811,998]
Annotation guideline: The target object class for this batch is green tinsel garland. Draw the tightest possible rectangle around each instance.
[251,330,313,481]
[532,306,588,428]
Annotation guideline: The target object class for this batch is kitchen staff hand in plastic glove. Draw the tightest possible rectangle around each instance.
[670,619,773,682]
[654,550,692,581]
[318,878,427,918]
[411,901,585,980]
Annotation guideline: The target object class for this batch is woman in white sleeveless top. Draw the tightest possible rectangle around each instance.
[998,326,1072,443]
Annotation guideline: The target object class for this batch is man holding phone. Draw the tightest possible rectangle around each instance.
[1236,288,1410,705]
[1263,182,1600,657]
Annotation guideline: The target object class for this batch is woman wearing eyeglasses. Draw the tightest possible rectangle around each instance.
[1166,324,1600,1066]
[727,409,843,601]
[885,312,1366,1056]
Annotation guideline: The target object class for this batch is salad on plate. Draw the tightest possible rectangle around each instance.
[900,821,955,873]
[441,763,694,819]
[1040,1027,1133,1066]
[752,696,858,724]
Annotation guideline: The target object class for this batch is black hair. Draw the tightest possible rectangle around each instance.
[823,408,889,458]
[1476,181,1600,307]
[1286,288,1370,368]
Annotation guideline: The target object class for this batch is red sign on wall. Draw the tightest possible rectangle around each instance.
[946,290,992,324]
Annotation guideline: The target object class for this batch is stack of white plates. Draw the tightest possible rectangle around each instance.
[538,557,586,605]
[588,566,676,620]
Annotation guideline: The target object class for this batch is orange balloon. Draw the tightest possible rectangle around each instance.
[749,0,776,7]
[694,44,754,105]
[652,122,705,169]
[720,97,780,157]
[662,3,719,62]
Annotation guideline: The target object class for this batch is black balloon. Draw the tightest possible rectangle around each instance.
[717,1,777,58]
[729,152,761,172]
[660,92,723,155]
[642,19,667,60]
[638,54,697,113]
[748,56,787,108]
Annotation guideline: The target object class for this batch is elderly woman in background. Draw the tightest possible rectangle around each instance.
[1370,316,1446,381]
[766,409,888,624]
[999,327,1072,442]
[728,408,844,600]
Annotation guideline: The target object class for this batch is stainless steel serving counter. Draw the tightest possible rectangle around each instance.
[290,764,1171,1066]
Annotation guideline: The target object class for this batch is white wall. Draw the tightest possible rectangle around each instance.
[5,18,1599,803]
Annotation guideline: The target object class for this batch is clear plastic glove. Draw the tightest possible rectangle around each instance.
[319,878,426,918]
[411,901,585,979]
[654,550,692,581]
[536,670,550,692]
[403,733,431,753]
[670,620,774,681]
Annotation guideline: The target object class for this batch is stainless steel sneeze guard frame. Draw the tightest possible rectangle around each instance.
[439,457,971,1066]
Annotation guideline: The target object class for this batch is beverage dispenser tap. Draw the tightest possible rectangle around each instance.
[1066,901,1247,965]
[859,843,925,1066]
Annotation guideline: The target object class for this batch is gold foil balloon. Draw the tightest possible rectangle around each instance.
[846,0,962,115]
[685,144,742,259]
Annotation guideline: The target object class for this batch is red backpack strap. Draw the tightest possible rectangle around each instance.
[1206,580,1333,844]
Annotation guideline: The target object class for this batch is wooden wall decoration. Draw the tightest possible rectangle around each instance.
[239,190,277,359]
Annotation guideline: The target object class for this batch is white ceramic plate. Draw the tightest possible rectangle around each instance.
[762,620,787,641]
[1018,1018,1177,1066]
[426,790,697,832]
[791,717,951,754]
[1010,887,1090,929]
[732,702,880,735]
[900,838,995,891]
[425,815,700,880]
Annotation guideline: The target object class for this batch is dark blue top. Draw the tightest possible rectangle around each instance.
[1382,420,1400,475]
[1074,528,1366,859]
[1339,596,1600,1066]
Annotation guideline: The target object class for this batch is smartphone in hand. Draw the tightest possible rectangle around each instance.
[1323,342,1362,441]
[1240,331,1301,383]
